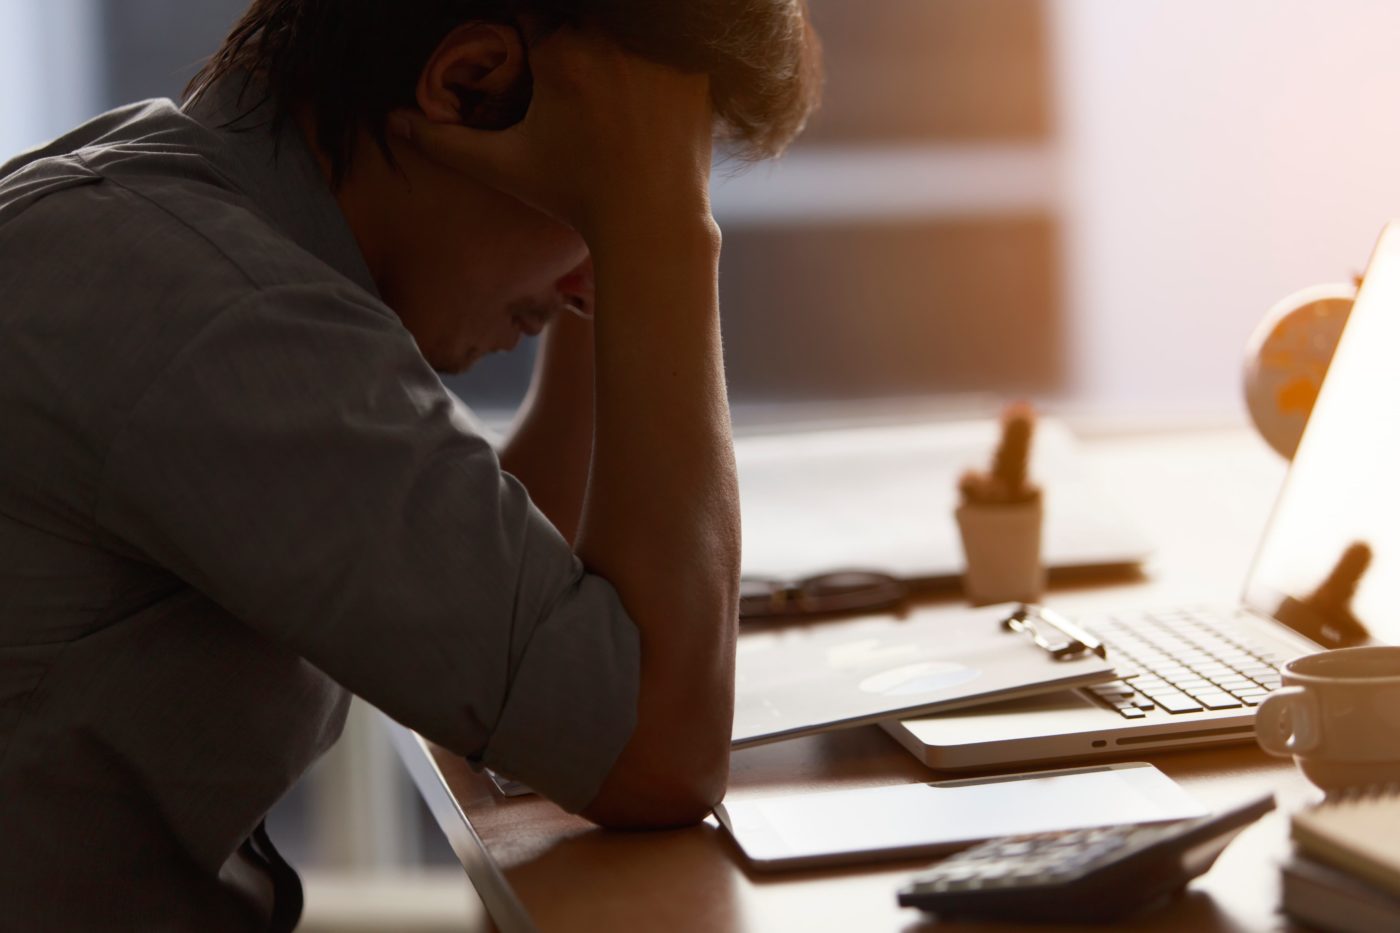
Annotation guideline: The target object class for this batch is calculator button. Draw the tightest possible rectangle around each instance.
[936,867,979,883]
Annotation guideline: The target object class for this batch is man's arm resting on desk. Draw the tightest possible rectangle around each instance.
[406,35,740,829]
[572,223,736,829]
[498,241,735,829]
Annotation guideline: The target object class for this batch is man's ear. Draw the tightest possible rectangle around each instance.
[416,22,531,131]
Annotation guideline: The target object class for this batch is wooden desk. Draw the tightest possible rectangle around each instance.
[391,424,1322,932]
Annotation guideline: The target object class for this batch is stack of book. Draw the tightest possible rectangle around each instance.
[1283,784,1400,933]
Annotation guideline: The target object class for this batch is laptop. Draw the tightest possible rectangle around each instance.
[884,221,1400,771]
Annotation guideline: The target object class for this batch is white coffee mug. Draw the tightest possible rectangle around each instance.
[1255,646,1400,791]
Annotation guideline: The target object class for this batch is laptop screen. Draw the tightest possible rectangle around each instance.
[1244,223,1400,649]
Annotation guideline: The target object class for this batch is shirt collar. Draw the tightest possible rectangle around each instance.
[182,75,381,300]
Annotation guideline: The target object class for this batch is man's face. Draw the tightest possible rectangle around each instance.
[377,167,592,373]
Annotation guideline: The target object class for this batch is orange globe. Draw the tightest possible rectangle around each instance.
[1243,283,1355,459]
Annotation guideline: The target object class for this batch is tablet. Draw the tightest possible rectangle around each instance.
[713,762,1206,871]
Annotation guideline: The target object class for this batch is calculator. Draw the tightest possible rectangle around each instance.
[896,793,1275,923]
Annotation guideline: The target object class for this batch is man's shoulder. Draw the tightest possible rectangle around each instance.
[0,120,393,440]
[0,173,373,410]
[0,152,104,226]
[0,102,362,301]
[6,170,338,300]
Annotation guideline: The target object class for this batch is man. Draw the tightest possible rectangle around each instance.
[0,1,819,928]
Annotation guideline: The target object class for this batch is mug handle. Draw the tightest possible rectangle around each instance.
[1255,686,1320,756]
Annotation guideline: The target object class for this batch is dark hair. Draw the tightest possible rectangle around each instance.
[188,0,821,185]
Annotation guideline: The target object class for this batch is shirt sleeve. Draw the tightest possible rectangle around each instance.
[94,282,639,813]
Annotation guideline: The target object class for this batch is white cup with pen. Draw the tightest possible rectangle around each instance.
[956,403,1045,607]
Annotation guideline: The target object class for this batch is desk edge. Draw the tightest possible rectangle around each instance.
[382,715,537,933]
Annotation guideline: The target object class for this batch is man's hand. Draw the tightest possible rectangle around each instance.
[390,29,716,248]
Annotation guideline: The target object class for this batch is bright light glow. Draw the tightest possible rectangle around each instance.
[1050,0,1400,417]
[1247,224,1400,642]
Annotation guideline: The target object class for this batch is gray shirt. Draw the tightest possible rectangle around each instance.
[0,79,639,930]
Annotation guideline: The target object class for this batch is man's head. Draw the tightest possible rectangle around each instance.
[190,0,821,371]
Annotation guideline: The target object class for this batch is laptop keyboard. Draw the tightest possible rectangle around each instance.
[1081,608,1287,718]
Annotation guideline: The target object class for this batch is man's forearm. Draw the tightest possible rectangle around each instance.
[389,30,766,827]
[575,218,740,826]
[499,313,595,544]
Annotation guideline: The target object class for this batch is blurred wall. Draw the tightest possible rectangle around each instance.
[0,0,98,159]
[1052,0,1400,418]
[93,0,245,107]
[715,0,1064,404]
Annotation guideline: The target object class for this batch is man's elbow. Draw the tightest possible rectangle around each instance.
[580,754,729,830]
[577,585,739,830]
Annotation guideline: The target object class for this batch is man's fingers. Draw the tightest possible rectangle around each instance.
[387,109,519,186]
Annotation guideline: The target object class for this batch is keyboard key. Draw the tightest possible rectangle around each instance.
[1090,608,1296,721]
[1192,692,1243,710]
[1156,694,1204,713]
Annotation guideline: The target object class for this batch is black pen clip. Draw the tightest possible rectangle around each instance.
[1001,604,1107,660]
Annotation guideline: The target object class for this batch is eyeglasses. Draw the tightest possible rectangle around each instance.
[739,570,909,621]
